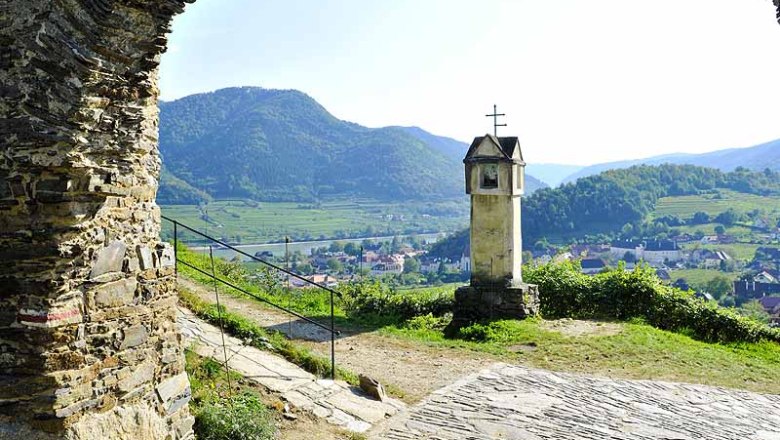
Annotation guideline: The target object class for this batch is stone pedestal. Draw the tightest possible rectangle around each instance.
[450,284,539,330]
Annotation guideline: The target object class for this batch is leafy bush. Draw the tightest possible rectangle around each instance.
[194,391,275,440]
[340,281,454,322]
[524,261,780,344]
[458,320,526,343]
[404,313,450,331]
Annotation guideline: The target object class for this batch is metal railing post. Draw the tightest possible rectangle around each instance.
[330,288,335,381]
[173,221,178,278]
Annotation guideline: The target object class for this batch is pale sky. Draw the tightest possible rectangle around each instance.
[159,0,780,165]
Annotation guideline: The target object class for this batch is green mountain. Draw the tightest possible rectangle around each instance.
[561,138,780,184]
[158,87,546,204]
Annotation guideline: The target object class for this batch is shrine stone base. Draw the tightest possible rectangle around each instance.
[448,284,539,333]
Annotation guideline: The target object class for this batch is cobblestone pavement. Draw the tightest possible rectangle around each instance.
[177,307,404,433]
[374,363,780,440]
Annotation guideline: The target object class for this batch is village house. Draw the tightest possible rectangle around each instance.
[610,239,643,259]
[758,297,780,326]
[734,275,780,301]
[290,274,339,288]
[610,239,682,265]
[700,250,732,269]
[460,243,471,273]
[369,254,405,276]
[642,240,682,264]
[580,258,607,275]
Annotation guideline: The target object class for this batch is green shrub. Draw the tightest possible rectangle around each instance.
[194,391,275,440]
[404,313,450,331]
[340,281,454,322]
[524,261,780,344]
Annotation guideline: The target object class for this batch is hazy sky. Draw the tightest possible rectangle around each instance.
[160,0,780,165]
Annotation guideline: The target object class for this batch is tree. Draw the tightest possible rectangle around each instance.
[437,260,447,275]
[715,208,741,227]
[714,225,726,235]
[326,258,343,273]
[738,300,771,324]
[390,236,402,253]
[705,275,732,300]
[623,251,636,263]
[328,241,344,253]
[297,262,313,275]
[403,257,420,274]
[343,242,359,256]
[691,211,710,225]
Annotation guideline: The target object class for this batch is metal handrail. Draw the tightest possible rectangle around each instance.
[163,215,342,299]
[163,215,338,379]
[178,260,335,333]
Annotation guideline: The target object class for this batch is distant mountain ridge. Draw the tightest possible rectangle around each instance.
[560,138,780,184]
[157,87,546,204]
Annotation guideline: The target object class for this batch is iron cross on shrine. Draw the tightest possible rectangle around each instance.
[485,104,507,136]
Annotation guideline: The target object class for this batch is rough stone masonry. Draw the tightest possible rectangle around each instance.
[0,1,195,438]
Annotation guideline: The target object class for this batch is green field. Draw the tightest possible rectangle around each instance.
[679,242,761,261]
[653,190,780,218]
[162,199,468,245]
[672,223,754,238]
[668,268,738,286]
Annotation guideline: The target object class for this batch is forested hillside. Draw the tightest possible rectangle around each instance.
[158,87,546,204]
[524,164,780,243]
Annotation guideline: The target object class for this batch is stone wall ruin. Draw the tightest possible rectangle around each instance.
[1,1,194,438]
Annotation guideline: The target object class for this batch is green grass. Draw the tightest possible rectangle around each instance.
[382,318,780,395]
[180,287,359,384]
[162,198,467,245]
[673,222,754,238]
[668,269,738,286]
[680,242,760,261]
[653,190,780,218]
[186,351,276,440]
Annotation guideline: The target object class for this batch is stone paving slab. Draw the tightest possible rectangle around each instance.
[177,307,405,433]
[375,363,780,440]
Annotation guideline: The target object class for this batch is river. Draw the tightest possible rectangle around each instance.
[190,233,445,261]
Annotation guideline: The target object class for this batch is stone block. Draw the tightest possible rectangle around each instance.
[156,372,190,412]
[449,283,539,333]
[94,278,137,308]
[90,241,127,279]
[118,363,155,393]
[156,243,175,268]
[136,245,153,271]
[120,325,148,350]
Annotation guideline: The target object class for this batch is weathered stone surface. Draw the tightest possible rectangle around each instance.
[136,246,154,271]
[359,374,387,402]
[94,278,138,309]
[120,325,148,350]
[1,0,194,437]
[156,372,190,406]
[377,364,780,440]
[449,284,539,331]
[157,243,176,268]
[90,242,128,279]
[179,308,404,433]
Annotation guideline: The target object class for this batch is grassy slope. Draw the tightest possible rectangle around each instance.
[653,189,780,218]
[383,319,780,395]
[668,268,738,285]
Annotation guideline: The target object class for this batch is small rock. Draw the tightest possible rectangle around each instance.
[359,374,386,402]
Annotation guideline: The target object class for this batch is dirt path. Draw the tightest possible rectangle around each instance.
[178,276,498,403]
